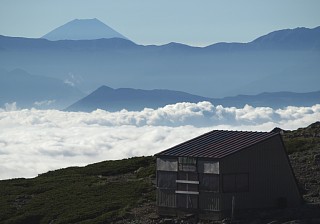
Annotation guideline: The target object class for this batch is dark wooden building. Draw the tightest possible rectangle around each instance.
[155,130,301,219]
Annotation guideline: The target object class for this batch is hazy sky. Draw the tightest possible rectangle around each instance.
[1,0,319,46]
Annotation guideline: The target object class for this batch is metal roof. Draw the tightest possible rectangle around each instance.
[156,130,279,159]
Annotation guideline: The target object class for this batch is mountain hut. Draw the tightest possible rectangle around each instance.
[155,130,301,220]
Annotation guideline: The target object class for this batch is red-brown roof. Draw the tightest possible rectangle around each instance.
[156,130,279,159]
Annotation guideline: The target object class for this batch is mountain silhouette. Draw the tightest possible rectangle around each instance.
[65,86,211,111]
[65,85,320,112]
[42,18,128,41]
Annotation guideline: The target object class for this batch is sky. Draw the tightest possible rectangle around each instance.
[1,102,319,179]
[0,0,320,46]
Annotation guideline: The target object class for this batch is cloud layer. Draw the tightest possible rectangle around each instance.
[0,102,319,179]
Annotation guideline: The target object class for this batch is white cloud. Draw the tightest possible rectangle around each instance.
[3,102,18,111]
[64,72,82,87]
[0,102,319,180]
[64,79,75,87]
[33,100,56,107]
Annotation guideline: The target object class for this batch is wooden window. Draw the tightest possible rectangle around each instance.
[236,173,249,192]
[198,160,219,174]
[223,174,235,192]
[157,158,178,171]
[178,157,197,172]
[222,173,249,193]
[157,171,177,189]
[178,172,198,181]
[199,174,219,192]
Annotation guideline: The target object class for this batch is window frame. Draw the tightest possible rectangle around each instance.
[199,173,220,192]
[157,170,177,189]
[178,157,197,172]
[222,173,249,193]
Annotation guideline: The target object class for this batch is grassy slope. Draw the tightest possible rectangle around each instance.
[283,121,320,203]
[0,157,156,224]
[0,122,319,223]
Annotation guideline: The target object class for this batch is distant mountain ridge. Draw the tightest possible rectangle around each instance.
[249,27,320,50]
[65,86,210,111]
[65,85,320,112]
[42,18,128,41]
[0,26,320,98]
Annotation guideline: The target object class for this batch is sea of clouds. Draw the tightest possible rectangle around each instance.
[0,101,319,180]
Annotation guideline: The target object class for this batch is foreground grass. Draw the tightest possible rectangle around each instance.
[283,122,320,154]
[0,156,155,224]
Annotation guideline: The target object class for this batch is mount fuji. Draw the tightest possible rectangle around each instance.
[42,18,128,41]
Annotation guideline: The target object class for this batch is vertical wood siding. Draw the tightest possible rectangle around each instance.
[199,192,220,211]
[157,189,176,207]
[220,135,301,210]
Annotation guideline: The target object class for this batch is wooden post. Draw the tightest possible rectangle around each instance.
[231,195,235,222]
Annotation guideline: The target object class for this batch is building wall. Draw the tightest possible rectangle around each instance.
[156,156,221,212]
[156,157,177,208]
[219,135,301,211]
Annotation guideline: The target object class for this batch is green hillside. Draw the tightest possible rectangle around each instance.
[0,122,319,223]
[283,121,320,204]
[0,157,156,224]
